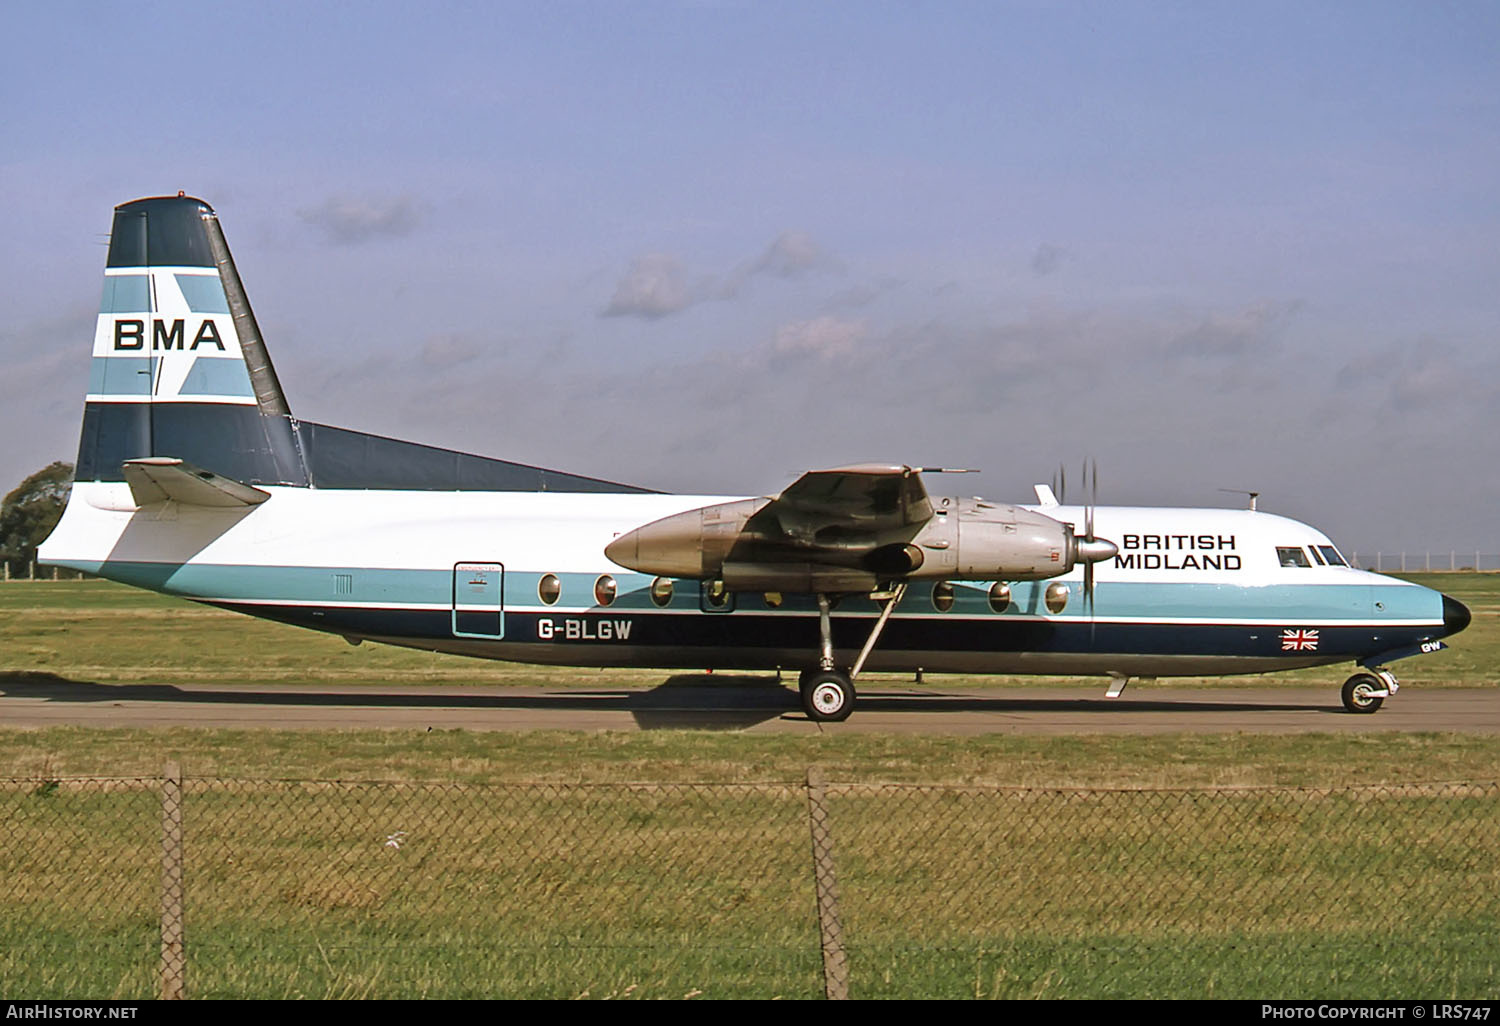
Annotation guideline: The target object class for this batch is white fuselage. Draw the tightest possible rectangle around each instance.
[40,482,1448,678]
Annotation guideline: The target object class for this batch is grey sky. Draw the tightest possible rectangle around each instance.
[2,2,1497,553]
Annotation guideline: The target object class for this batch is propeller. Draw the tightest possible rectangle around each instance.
[1051,458,1116,630]
[1068,459,1117,624]
[1083,459,1098,616]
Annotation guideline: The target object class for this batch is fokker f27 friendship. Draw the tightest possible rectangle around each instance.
[39,196,1471,721]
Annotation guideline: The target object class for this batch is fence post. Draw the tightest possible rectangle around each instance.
[161,761,185,1000]
[805,767,849,1000]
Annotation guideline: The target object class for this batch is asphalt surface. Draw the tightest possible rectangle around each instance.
[0,672,1494,733]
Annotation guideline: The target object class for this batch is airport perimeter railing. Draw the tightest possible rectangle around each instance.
[2,771,1497,999]
[1347,552,1500,573]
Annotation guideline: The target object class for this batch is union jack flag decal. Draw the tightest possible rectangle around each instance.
[1281,629,1320,651]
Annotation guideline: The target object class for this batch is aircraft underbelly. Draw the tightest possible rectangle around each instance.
[367,637,1335,677]
[204,595,1419,679]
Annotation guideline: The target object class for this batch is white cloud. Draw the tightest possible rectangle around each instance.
[752,231,826,279]
[602,253,695,319]
[420,334,483,368]
[298,195,428,244]
[1164,300,1300,359]
[606,231,836,318]
[721,231,834,299]
[1031,243,1068,276]
[770,316,866,360]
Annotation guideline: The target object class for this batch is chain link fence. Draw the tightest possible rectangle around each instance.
[2,773,1496,999]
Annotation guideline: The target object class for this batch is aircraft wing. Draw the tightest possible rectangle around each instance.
[745,464,934,544]
[605,463,938,585]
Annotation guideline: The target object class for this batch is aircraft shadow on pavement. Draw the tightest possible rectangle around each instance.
[0,670,1339,730]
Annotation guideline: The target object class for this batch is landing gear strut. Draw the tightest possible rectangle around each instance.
[1341,668,1398,714]
[798,584,906,722]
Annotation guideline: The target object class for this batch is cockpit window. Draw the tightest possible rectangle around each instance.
[1277,546,1312,568]
[1316,545,1347,567]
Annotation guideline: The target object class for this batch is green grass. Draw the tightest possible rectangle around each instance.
[2,728,1499,787]
[1,575,1497,998]
[2,777,1495,999]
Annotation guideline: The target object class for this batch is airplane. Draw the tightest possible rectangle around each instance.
[38,195,1472,722]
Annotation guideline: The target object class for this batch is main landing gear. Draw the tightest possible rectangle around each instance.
[799,669,855,721]
[1341,668,1399,714]
[798,584,907,722]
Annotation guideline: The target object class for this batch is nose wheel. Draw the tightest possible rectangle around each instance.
[1341,669,1397,714]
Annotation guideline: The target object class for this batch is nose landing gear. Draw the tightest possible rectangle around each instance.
[1341,668,1398,714]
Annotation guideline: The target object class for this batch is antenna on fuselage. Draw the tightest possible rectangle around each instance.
[1219,488,1259,511]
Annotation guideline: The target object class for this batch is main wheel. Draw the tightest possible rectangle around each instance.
[1341,673,1386,714]
[802,671,856,722]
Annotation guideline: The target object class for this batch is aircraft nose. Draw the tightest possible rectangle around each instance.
[1442,593,1471,637]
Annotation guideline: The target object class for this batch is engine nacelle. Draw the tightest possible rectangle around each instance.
[605,495,1117,590]
[603,497,768,579]
[955,509,1076,579]
[904,500,1108,581]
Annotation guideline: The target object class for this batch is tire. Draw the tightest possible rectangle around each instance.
[1341,673,1385,714]
[803,671,856,722]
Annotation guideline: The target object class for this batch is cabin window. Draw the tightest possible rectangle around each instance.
[594,575,617,606]
[988,582,1011,613]
[1276,546,1312,568]
[650,577,673,607]
[932,581,955,612]
[763,592,783,609]
[538,574,561,605]
[704,579,730,609]
[1316,545,1347,567]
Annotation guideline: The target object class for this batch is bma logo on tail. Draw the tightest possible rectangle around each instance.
[113,319,226,351]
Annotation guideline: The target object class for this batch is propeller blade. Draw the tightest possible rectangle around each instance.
[1081,458,1102,635]
[1085,458,1097,542]
[1086,560,1097,647]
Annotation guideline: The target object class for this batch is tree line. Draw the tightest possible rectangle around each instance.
[1,462,73,578]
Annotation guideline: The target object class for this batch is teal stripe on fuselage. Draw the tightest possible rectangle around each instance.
[59,560,1442,625]
[79,561,450,606]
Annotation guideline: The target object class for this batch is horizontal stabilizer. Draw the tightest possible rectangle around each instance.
[122,457,271,508]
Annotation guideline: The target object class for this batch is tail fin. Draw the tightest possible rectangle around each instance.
[72,194,652,497]
[79,195,309,486]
